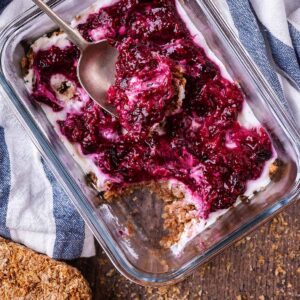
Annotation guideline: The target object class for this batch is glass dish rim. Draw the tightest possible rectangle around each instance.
[0,0,299,286]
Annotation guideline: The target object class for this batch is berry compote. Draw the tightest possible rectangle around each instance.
[28,0,273,218]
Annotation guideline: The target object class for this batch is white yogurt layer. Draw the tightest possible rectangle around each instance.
[31,32,71,52]
[24,0,276,254]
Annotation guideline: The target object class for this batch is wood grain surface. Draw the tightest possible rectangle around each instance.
[71,200,300,300]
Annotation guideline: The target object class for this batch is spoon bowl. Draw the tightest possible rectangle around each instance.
[78,42,118,115]
[32,0,118,117]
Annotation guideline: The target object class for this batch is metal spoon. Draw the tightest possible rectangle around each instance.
[32,0,118,116]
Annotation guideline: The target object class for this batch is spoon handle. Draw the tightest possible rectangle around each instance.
[32,0,88,50]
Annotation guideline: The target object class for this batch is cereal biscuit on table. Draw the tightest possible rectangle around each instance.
[0,238,92,299]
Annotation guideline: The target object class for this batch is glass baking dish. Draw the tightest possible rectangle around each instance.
[0,0,299,286]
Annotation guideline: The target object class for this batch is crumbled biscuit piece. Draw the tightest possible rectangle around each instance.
[93,180,197,248]
[127,222,134,235]
[45,30,63,38]
[85,172,98,189]
[0,237,92,299]
[20,57,29,75]
[269,158,285,182]
[57,81,72,94]
[171,67,187,111]
[50,75,77,101]
[21,50,34,76]
[160,199,197,249]
[239,195,249,202]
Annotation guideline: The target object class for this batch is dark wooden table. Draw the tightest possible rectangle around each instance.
[71,200,300,300]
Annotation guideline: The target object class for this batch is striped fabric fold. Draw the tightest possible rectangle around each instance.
[289,23,300,62]
[250,0,300,89]
[42,160,85,259]
[0,127,11,239]
[0,0,299,259]
[0,83,95,259]
[224,0,300,126]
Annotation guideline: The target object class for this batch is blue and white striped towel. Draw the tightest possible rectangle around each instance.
[0,0,299,260]
[0,0,96,260]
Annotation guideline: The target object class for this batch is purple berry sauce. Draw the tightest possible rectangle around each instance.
[29,0,273,218]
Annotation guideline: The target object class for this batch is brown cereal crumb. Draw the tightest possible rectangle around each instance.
[269,158,286,182]
[21,50,34,76]
[20,57,29,75]
[258,255,265,266]
[275,265,286,276]
[106,269,115,277]
[46,30,63,38]
[226,262,232,272]
[127,222,134,235]
[57,81,71,94]
[240,195,249,202]
[235,238,246,247]
[85,172,98,189]
[0,237,91,299]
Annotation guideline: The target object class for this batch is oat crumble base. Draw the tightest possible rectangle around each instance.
[83,158,285,249]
